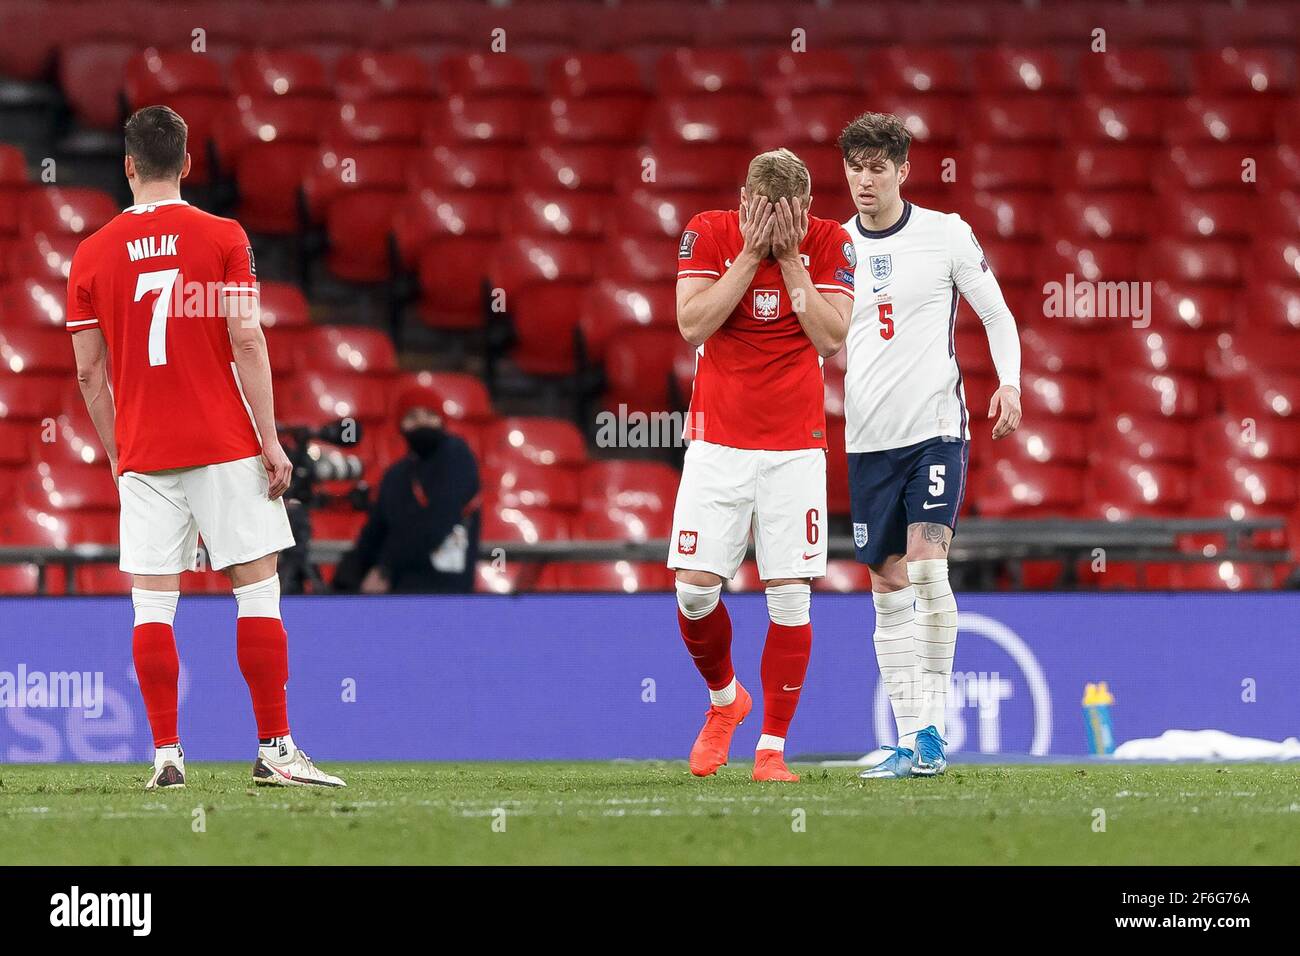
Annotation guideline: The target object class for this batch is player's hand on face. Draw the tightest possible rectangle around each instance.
[988,384,1022,440]
[739,192,773,261]
[262,441,293,499]
[771,197,805,263]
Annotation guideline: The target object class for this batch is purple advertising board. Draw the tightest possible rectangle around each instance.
[1,593,1296,763]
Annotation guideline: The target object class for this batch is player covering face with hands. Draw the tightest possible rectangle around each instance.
[67,106,344,790]
[671,148,855,782]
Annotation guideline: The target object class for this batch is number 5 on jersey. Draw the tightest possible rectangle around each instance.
[136,268,180,367]
[877,302,894,340]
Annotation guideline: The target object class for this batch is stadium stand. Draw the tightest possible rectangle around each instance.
[0,0,1297,593]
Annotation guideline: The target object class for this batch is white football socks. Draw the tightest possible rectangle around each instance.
[872,586,922,748]
[908,559,958,737]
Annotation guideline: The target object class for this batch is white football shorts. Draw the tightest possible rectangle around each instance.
[667,439,828,581]
[118,455,295,575]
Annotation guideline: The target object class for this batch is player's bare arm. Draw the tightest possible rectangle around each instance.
[772,197,850,357]
[224,294,292,499]
[70,326,119,479]
[676,192,773,346]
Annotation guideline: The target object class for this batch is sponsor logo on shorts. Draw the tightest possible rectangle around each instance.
[853,522,869,548]
[677,530,698,555]
[753,289,780,319]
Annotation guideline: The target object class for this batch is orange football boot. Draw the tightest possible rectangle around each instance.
[752,748,799,782]
[688,682,753,776]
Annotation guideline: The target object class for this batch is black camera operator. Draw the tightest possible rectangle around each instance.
[331,383,481,594]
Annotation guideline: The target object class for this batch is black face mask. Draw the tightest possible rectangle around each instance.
[403,426,444,458]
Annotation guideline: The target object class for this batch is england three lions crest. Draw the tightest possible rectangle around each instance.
[870,254,892,281]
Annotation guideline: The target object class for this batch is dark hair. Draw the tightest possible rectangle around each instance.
[124,106,188,181]
[838,112,911,167]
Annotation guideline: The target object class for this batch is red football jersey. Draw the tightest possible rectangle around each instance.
[65,199,264,475]
[676,209,856,450]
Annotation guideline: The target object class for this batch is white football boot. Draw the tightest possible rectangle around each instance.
[251,735,346,788]
[145,745,186,791]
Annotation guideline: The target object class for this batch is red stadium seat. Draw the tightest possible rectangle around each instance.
[1153,191,1254,240]
[817,560,873,593]
[400,371,494,423]
[1155,144,1261,192]
[543,561,674,592]
[1101,369,1205,419]
[513,144,622,192]
[532,97,650,145]
[1246,235,1300,285]
[617,144,750,193]
[578,279,677,362]
[655,49,755,95]
[74,564,133,595]
[1196,414,1300,464]
[438,53,536,98]
[58,41,136,128]
[0,564,42,595]
[416,236,498,330]
[962,192,1045,241]
[545,53,646,97]
[1166,96,1277,145]
[310,509,368,543]
[968,145,1054,190]
[1079,50,1178,95]
[1018,371,1098,419]
[0,277,67,329]
[231,50,331,100]
[975,461,1085,518]
[0,420,32,466]
[1054,192,1151,241]
[0,374,68,421]
[1038,238,1143,288]
[481,504,570,544]
[1147,282,1236,332]
[1220,372,1300,421]
[873,95,963,145]
[596,234,679,284]
[579,460,679,513]
[1241,283,1300,331]
[603,328,688,413]
[280,373,393,427]
[1019,325,1102,375]
[257,282,311,330]
[406,144,513,193]
[1194,459,1298,514]
[1142,239,1241,284]
[1084,458,1193,519]
[1192,48,1294,96]
[1069,95,1167,145]
[483,417,587,470]
[967,97,1060,144]
[297,326,397,376]
[504,189,607,239]
[30,407,110,468]
[487,459,580,512]
[394,189,503,270]
[649,94,766,146]
[22,460,118,512]
[11,232,81,283]
[1211,329,1300,377]
[330,100,424,147]
[872,48,968,95]
[574,504,673,543]
[0,326,74,374]
[425,96,530,146]
[608,189,731,239]
[335,51,435,103]
[757,49,858,96]
[1104,327,1211,375]
[760,94,862,149]
[972,48,1069,95]
[20,187,117,238]
[1059,145,1158,190]
[1090,414,1195,463]
[972,420,1090,466]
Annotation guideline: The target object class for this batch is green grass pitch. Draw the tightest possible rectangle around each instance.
[1,761,1296,865]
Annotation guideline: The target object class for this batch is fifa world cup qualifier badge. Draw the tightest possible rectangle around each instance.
[246,245,257,275]
[678,230,698,259]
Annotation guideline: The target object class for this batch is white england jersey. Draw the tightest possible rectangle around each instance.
[842,201,1010,453]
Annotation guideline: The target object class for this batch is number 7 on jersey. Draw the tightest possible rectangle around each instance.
[135,268,180,367]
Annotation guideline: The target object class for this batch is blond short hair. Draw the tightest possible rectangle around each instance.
[744,148,811,203]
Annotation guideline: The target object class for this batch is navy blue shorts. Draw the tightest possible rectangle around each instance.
[847,436,970,566]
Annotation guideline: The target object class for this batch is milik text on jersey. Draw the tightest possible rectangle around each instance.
[126,235,179,261]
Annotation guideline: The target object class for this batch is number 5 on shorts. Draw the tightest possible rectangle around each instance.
[928,464,946,497]
[136,268,180,367]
